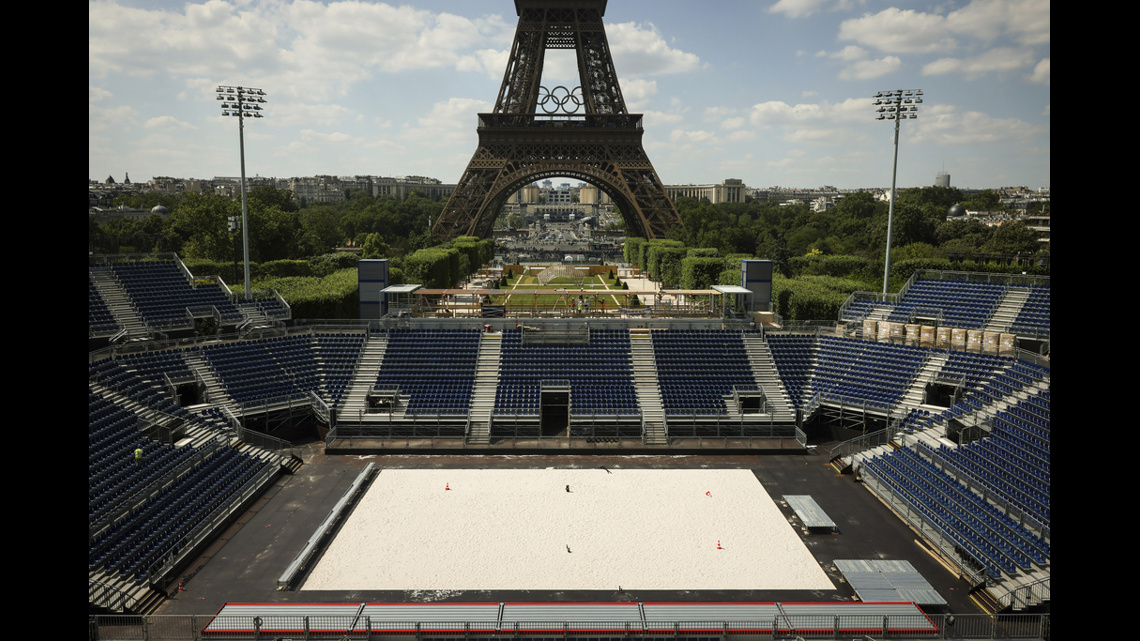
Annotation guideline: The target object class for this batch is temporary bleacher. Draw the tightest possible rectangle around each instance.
[372,328,481,415]
[90,319,1052,615]
[764,333,817,410]
[88,441,272,581]
[926,395,1051,528]
[87,380,281,612]
[1008,285,1050,336]
[650,329,758,416]
[312,332,366,410]
[201,335,323,406]
[89,277,121,335]
[830,337,1051,595]
[110,259,243,330]
[88,394,200,527]
[494,328,638,417]
[887,277,1007,328]
[811,336,926,410]
[860,442,1048,581]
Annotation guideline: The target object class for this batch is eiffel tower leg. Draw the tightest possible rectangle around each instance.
[433,156,505,240]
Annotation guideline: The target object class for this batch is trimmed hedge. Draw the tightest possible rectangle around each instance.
[257,268,359,319]
[404,246,460,289]
[680,256,732,290]
[624,237,646,266]
[647,244,688,286]
[772,274,857,322]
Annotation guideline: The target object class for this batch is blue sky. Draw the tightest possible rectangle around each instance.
[90,0,1049,191]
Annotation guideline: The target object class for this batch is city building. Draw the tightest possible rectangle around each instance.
[665,178,746,204]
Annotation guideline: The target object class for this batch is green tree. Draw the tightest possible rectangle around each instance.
[249,185,299,212]
[168,192,240,261]
[248,204,304,262]
[298,205,343,255]
[981,221,1041,256]
[361,233,388,259]
[961,189,1002,211]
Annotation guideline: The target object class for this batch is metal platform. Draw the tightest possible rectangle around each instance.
[783,494,837,530]
[834,559,947,606]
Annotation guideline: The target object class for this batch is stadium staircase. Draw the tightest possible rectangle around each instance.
[629,332,667,444]
[90,568,166,616]
[899,351,951,407]
[742,334,796,424]
[235,301,275,334]
[90,265,149,340]
[864,305,893,326]
[983,287,1031,334]
[337,335,388,422]
[467,332,502,444]
[184,352,236,411]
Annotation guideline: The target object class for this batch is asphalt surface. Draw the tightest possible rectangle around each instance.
[155,439,984,618]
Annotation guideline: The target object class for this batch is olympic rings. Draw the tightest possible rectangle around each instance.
[537,85,584,115]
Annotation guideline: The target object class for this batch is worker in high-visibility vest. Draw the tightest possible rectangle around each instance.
[134,446,143,464]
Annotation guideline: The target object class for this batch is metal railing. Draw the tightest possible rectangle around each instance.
[828,426,897,463]
[88,613,1050,640]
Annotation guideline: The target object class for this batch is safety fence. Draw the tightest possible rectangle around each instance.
[88,613,1049,640]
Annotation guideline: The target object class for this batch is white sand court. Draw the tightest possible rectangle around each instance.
[301,468,834,592]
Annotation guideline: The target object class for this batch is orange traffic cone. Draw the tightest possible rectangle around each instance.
[716,540,722,550]
[445,483,450,491]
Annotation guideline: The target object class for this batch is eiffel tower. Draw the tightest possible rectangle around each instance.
[432,0,682,241]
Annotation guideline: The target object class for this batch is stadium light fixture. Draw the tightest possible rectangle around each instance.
[874,89,922,298]
[217,85,268,300]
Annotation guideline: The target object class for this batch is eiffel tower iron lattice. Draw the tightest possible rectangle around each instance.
[432,0,682,242]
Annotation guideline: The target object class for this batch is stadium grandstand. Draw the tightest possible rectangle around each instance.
[88,253,1050,640]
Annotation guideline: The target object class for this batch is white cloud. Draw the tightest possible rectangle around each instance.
[620,78,659,111]
[838,8,957,54]
[768,0,834,19]
[607,21,703,77]
[749,101,822,127]
[1028,58,1050,85]
[89,0,511,103]
[838,56,902,80]
[457,48,511,79]
[721,117,746,130]
[144,116,197,131]
[945,0,1050,46]
[744,97,877,148]
[398,97,493,149]
[703,106,737,121]
[912,104,1046,146]
[89,102,138,133]
[669,129,717,144]
[642,110,685,127]
[89,0,283,78]
[828,45,868,62]
[271,102,352,129]
[300,129,355,144]
[922,47,1036,79]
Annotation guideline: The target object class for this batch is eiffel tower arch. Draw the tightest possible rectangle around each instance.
[432,0,682,242]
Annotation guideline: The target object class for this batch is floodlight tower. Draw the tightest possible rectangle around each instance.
[217,85,267,300]
[874,89,922,298]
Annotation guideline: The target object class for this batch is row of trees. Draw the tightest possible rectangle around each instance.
[90,183,1048,321]
[663,186,1046,275]
[91,186,444,265]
